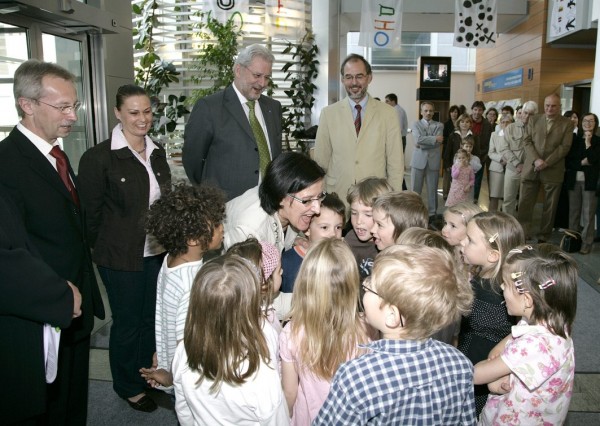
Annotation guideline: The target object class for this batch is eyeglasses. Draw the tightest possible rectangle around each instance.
[35,99,82,115]
[243,65,272,82]
[287,191,327,205]
[582,119,595,124]
[361,281,404,327]
[343,74,367,82]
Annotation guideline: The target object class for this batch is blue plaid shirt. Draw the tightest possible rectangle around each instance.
[313,338,476,425]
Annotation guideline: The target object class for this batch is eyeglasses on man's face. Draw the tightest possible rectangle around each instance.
[243,65,272,83]
[287,191,327,205]
[35,99,82,115]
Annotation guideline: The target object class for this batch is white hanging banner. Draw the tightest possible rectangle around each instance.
[204,0,249,23]
[358,0,403,49]
[265,0,305,39]
[454,0,497,48]
[550,0,576,38]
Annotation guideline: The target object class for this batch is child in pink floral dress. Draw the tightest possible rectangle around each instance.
[473,245,577,425]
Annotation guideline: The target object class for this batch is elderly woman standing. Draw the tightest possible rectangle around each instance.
[499,101,538,216]
[78,84,171,412]
[565,112,600,254]
[224,151,325,252]
[487,115,514,212]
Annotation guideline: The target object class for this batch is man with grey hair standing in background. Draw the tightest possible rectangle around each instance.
[183,44,282,200]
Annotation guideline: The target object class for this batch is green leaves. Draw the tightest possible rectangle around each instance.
[187,11,244,105]
[281,30,320,140]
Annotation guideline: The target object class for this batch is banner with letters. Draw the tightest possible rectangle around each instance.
[265,0,305,39]
[453,0,497,48]
[204,0,249,22]
[358,0,403,49]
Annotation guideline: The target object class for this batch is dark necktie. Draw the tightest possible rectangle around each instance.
[247,100,270,177]
[49,145,80,207]
[354,104,362,135]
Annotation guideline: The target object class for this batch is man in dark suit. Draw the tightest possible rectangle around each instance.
[518,93,573,242]
[470,100,493,203]
[0,184,81,425]
[183,44,282,200]
[0,60,105,425]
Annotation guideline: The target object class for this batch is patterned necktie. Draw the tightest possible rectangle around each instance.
[354,104,362,135]
[247,100,270,177]
[49,145,80,207]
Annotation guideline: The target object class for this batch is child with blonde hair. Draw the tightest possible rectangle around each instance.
[442,202,483,269]
[172,254,288,425]
[396,227,473,345]
[474,244,577,425]
[457,211,525,416]
[279,238,373,425]
[345,177,394,279]
[314,244,476,424]
[371,191,428,251]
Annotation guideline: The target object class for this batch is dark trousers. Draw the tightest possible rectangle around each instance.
[98,254,164,398]
[44,334,91,426]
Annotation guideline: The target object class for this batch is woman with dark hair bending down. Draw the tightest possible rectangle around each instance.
[224,151,325,252]
[78,84,171,412]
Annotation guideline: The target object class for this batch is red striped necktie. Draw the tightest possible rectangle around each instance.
[354,104,362,135]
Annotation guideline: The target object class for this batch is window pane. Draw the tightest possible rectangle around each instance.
[0,23,28,139]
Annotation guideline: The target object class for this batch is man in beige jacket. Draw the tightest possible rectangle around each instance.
[314,54,404,202]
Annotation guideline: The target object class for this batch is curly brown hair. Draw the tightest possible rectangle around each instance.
[145,183,225,257]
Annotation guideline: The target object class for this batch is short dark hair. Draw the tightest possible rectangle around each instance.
[116,84,148,110]
[501,105,514,116]
[471,100,485,111]
[321,192,346,218]
[259,152,325,215]
[145,183,226,257]
[385,93,398,103]
[340,54,372,76]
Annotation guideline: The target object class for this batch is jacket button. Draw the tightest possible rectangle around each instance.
[157,172,161,176]
[121,178,126,182]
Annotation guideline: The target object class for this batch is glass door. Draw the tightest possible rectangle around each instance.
[0,16,93,172]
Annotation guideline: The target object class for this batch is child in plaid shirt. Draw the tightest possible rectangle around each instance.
[314,244,476,425]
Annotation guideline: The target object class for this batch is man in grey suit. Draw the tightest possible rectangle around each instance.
[183,44,282,200]
[518,93,573,242]
[410,101,444,218]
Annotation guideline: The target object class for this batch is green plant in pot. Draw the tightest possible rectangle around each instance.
[281,29,319,151]
[187,11,244,106]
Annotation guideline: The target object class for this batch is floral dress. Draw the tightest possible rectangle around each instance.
[479,320,575,425]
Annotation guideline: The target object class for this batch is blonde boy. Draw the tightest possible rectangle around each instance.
[314,245,475,424]
[345,177,393,279]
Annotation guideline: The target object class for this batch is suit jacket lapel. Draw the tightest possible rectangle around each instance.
[12,128,75,205]
[223,85,255,143]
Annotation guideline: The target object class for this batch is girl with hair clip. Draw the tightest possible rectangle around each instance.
[442,202,483,268]
[279,238,374,425]
[457,211,525,416]
[474,245,577,425]
[227,238,284,332]
[172,254,289,425]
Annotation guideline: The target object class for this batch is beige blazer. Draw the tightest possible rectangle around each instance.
[522,114,573,183]
[314,96,404,199]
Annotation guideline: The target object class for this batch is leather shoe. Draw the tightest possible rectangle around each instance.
[579,244,591,255]
[126,394,157,412]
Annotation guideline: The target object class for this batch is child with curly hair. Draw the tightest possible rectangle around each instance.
[139,183,226,392]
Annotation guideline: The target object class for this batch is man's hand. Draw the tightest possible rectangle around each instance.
[533,158,547,172]
[68,281,82,318]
